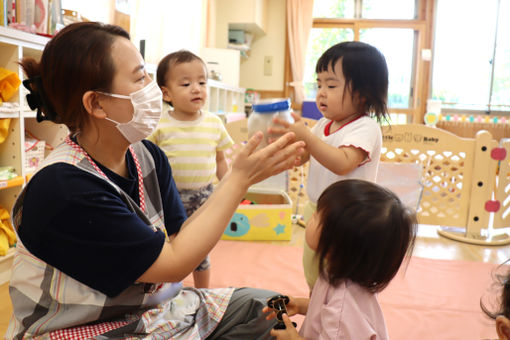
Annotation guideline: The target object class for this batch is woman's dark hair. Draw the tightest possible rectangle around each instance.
[316,41,389,123]
[156,50,206,105]
[481,262,510,319]
[315,179,417,293]
[20,22,130,133]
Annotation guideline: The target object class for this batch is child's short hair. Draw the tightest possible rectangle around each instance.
[316,41,389,122]
[316,179,417,293]
[156,50,206,105]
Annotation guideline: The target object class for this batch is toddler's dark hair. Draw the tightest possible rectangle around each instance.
[481,262,510,320]
[316,179,417,293]
[156,50,206,105]
[316,41,389,123]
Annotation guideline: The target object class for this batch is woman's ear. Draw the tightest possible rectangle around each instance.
[82,91,106,118]
[496,316,510,340]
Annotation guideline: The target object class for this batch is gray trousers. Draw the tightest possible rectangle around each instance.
[206,287,279,340]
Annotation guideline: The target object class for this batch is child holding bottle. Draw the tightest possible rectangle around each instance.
[149,50,233,288]
[270,41,390,290]
[263,179,417,339]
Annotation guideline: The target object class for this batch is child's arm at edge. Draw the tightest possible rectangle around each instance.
[304,133,367,175]
[270,114,365,175]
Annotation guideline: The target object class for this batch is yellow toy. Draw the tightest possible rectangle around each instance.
[0,67,21,103]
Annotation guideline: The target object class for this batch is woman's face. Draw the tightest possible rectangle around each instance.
[100,37,151,124]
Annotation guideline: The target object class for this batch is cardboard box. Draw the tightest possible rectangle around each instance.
[222,188,293,241]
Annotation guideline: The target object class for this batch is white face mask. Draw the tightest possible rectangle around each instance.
[99,80,162,144]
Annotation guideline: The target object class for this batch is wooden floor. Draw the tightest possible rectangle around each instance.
[2,223,510,336]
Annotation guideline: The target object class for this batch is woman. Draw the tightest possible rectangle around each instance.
[7,22,304,339]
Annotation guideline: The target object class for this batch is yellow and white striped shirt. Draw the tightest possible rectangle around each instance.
[149,111,233,190]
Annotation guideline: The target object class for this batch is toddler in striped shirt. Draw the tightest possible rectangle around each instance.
[149,50,234,289]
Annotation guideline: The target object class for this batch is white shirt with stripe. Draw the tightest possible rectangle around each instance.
[149,110,234,190]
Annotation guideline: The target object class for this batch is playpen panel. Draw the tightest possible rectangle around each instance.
[381,124,481,227]
[494,138,510,229]
[226,121,502,233]
[465,132,498,236]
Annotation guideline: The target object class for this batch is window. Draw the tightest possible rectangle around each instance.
[359,28,415,109]
[303,28,354,98]
[431,0,510,114]
[303,0,426,123]
[362,0,416,20]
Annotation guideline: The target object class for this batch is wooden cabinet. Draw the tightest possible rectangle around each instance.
[215,0,268,48]
[227,0,268,38]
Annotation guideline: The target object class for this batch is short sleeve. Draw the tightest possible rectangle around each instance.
[216,118,234,151]
[338,118,381,161]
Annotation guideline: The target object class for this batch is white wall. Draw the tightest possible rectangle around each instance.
[201,47,240,87]
[62,0,207,66]
[61,0,115,23]
[239,0,285,91]
[214,0,285,91]
[131,0,206,65]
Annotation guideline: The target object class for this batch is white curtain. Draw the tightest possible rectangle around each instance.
[286,0,314,105]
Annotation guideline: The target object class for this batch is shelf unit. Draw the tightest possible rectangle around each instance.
[0,27,68,278]
[206,79,246,123]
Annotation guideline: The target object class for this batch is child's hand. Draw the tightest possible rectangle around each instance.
[269,314,305,340]
[230,131,305,187]
[269,112,310,143]
[262,296,299,320]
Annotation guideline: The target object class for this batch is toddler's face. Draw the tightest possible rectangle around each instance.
[315,60,361,125]
[162,60,208,119]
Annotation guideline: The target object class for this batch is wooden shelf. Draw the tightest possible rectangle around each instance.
[0,26,48,49]
[0,176,24,191]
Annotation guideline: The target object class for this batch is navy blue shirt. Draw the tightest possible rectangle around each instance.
[18,140,187,297]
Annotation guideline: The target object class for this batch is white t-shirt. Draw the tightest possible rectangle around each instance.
[306,116,382,203]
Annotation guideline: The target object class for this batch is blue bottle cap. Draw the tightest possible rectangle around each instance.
[252,98,291,113]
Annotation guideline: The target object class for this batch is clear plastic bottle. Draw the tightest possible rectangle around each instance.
[247,98,294,148]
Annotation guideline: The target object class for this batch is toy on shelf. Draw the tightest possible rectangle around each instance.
[267,295,297,330]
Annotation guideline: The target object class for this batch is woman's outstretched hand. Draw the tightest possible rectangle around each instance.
[230,131,305,188]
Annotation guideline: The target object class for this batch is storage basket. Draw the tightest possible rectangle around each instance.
[25,138,45,173]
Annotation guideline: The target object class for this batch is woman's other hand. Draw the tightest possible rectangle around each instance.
[269,314,305,340]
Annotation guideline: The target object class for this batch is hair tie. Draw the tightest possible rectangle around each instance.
[22,76,58,123]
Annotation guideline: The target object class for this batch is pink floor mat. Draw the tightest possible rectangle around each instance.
[184,240,498,339]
